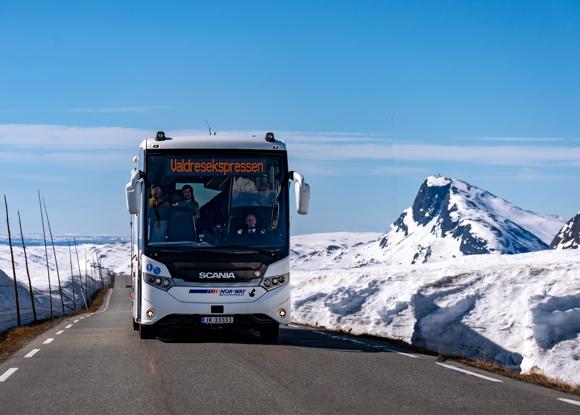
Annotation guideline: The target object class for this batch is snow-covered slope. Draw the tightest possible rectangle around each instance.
[549,211,580,249]
[376,176,567,264]
[291,232,580,385]
[0,242,131,333]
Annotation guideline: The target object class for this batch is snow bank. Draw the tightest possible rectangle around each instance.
[0,242,131,333]
[291,232,580,385]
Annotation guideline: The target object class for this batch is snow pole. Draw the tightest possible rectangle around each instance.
[42,197,65,315]
[68,241,76,311]
[18,211,37,323]
[74,238,88,311]
[4,195,21,327]
[38,190,53,318]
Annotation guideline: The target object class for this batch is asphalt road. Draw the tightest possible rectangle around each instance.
[1,275,579,414]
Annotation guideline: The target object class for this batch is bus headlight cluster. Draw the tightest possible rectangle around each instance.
[145,273,174,291]
[260,273,289,291]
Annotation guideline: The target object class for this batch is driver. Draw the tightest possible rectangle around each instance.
[237,213,266,234]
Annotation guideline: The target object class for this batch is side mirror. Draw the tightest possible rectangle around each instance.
[291,171,310,215]
[295,182,310,214]
[126,170,143,214]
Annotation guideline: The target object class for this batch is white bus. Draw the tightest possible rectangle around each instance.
[125,132,310,340]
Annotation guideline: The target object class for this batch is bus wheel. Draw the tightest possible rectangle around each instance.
[259,325,279,341]
[139,324,157,339]
[133,319,139,331]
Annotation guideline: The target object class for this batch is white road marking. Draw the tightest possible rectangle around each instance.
[74,320,79,322]
[65,324,73,329]
[384,348,418,358]
[43,338,54,344]
[0,368,18,382]
[559,398,580,406]
[56,331,64,335]
[24,349,40,358]
[80,317,85,319]
[436,362,503,383]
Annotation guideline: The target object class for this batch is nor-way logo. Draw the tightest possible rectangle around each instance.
[199,272,235,279]
[189,288,246,297]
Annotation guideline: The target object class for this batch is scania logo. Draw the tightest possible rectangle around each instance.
[199,272,235,279]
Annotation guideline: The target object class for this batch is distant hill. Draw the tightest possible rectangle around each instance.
[291,176,567,269]
[0,233,129,247]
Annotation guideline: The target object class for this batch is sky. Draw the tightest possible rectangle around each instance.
[1,0,580,237]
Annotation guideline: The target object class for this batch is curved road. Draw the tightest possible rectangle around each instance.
[1,275,579,414]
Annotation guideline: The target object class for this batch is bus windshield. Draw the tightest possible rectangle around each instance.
[144,153,288,251]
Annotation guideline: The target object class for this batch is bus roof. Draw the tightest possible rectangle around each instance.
[144,135,287,152]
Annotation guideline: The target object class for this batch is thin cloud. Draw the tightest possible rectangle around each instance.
[68,106,171,113]
[0,124,150,149]
[477,137,564,142]
[289,143,580,166]
[3,124,580,167]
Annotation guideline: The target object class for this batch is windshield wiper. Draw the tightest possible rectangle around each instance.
[219,245,279,259]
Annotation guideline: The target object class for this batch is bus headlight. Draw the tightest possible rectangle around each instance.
[260,273,289,291]
[144,273,175,291]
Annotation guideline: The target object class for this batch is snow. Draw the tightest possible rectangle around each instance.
[291,232,580,385]
[2,232,579,386]
[0,242,131,333]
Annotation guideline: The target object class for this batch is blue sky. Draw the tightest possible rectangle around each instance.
[1,1,580,237]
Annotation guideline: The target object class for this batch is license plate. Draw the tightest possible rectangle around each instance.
[201,316,233,324]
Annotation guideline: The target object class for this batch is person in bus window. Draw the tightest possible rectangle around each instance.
[174,185,200,220]
[149,185,170,208]
[252,183,276,207]
[237,213,266,234]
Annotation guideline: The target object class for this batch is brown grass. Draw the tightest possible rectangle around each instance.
[294,322,580,397]
[0,288,109,364]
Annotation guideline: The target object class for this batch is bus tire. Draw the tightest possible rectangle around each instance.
[133,319,139,330]
[259,325,279,341]
[139,324,157,339]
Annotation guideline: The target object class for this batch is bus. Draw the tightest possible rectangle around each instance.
[125,131,310,340]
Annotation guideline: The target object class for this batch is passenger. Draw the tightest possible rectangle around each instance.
[252,183,276,206]
[174,185,200,220]
[149,185,170,208]
[237,214,266,234]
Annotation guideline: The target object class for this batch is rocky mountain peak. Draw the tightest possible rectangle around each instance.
[378,176,567,264]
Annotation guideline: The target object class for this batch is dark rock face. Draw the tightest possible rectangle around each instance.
[412,180,452,226]
[549,212,580,249]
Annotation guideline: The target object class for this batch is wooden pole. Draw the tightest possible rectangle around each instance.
[68,241,76,311]
[38,190,53,318]
[74,238,88,311]
[18,211,37,323]
[85,249,91,301]
[42,198,65,315]
[5,195,21,327]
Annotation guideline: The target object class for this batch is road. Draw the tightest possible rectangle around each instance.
[1,275,579,414]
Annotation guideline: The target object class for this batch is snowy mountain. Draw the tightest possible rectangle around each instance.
[549,211,580,249]
[376,176,567,264]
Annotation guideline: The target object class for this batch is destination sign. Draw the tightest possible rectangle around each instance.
[165,157,266,176]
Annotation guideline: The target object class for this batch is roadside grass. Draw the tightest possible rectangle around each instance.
[0,288,109,364]
[299,322,580,397]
